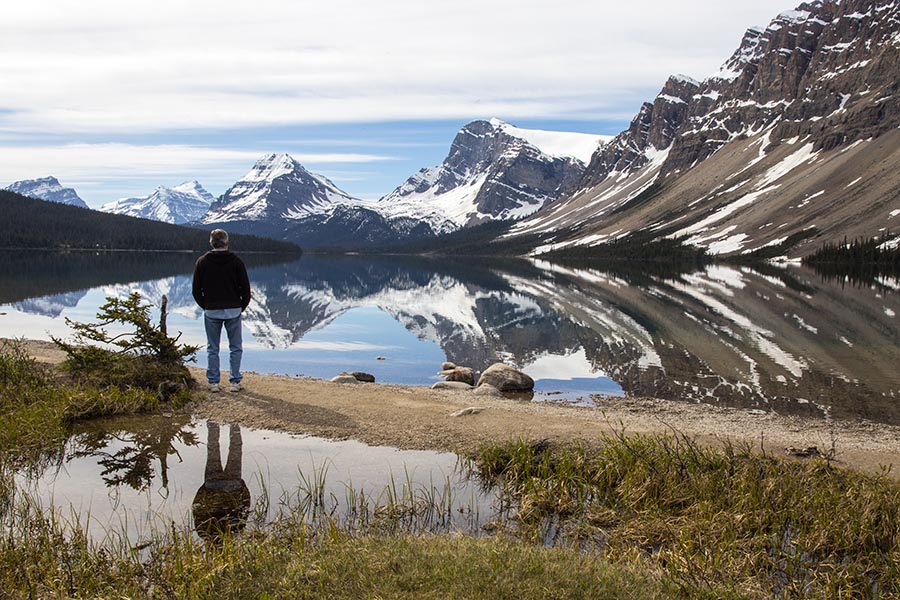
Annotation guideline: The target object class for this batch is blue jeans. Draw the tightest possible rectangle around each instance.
[204,313,243,384]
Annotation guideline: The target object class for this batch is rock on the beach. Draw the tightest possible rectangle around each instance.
[157,380,187,402]
[432,381,474,391]
[330,375,360,384]
[441,361,457,371]
[343,371,375,383]
[442,366,475,386]
[476,363,534,392]
[473,384,503,397]
[450,406,485,417]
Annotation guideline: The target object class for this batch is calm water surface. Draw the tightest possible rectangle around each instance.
[1,250,898,423]
[13,415,499,543]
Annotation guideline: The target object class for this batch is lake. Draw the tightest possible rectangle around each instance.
[1,250,898,424]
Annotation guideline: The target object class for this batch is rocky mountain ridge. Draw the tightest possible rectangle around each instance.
[511,0,900,258]
[202,153,359,224]
[378,119,608,234]
[100,180,214,224]
[4,176,89,209]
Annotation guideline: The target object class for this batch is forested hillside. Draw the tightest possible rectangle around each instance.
[0,190,300,252]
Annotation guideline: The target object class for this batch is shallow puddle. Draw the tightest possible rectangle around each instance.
[11,414,503,543]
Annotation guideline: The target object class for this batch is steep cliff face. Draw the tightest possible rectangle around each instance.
[663,0,900,174]
[580,75,699,188]
[379,119,606,233]
[512,0,900,257]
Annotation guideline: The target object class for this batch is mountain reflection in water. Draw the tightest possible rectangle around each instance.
[2,252,899,424]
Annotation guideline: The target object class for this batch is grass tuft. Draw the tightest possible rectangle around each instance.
[0,489,679,600]
[472,434,900,598]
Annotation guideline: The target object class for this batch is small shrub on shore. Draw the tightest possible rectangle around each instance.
[0,339,187,458]
[473,435,900,598]
[52,292,198,391]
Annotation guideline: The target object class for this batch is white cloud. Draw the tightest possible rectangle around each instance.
[0,0,793,133]
[0,1,795,203]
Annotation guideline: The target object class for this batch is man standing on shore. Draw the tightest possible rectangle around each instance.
[192,229,251,393]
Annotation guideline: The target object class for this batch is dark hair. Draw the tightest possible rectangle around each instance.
[210,229,229,249]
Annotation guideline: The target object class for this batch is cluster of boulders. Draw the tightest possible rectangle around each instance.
[432,361,533,396]
[330,371,376,384]
[327,361,534,398]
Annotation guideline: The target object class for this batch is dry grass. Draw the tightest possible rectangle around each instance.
[473,434,900,598]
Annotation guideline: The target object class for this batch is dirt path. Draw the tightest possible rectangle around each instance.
[14,338,900,475]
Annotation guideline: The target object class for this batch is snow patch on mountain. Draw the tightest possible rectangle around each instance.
[100,180,214,224]
[487,118,612,162]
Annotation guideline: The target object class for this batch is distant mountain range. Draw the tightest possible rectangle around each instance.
[0,188,300,252]
[198,119,607,246]
[5,0,898,257]
[101,180,215,224]
[4,177,88,209]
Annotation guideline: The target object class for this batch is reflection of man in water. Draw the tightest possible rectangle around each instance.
[191,421,251,541]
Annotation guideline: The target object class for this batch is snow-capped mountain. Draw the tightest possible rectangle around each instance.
[378,119,610,234]
[510,0,900,257]
[4,176,88,208]
[200,153,437,247]
[100,180,214,224]
[202,153,359,224]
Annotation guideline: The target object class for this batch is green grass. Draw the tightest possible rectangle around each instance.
[473,435,900,598]
[0,497,679,600]
[0,339,187,460]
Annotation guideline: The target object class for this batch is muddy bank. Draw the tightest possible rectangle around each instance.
[13,338,900,475]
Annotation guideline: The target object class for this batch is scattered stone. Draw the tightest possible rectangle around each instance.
[341,371,375,383]
[747,409,768,416]
[432,381,474,391]
[157,380,186,402]
[450,406,485,417]
[443,366,475,386]
[330,375,360,384]
[473,384,503,397]
[786,446,822,458]
[441,361,457,371]
[476,363,534,392]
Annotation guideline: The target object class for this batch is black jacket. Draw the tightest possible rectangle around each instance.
[192,250,251,311]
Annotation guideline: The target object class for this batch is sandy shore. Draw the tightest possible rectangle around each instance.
[14,338,900,475]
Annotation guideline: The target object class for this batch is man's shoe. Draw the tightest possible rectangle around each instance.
[229,382,244,392]
[208,383,220,393]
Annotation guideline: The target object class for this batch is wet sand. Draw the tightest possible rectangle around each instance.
[15,338,900,476]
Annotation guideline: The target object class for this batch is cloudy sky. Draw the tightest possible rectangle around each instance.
[0,0,794,207]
